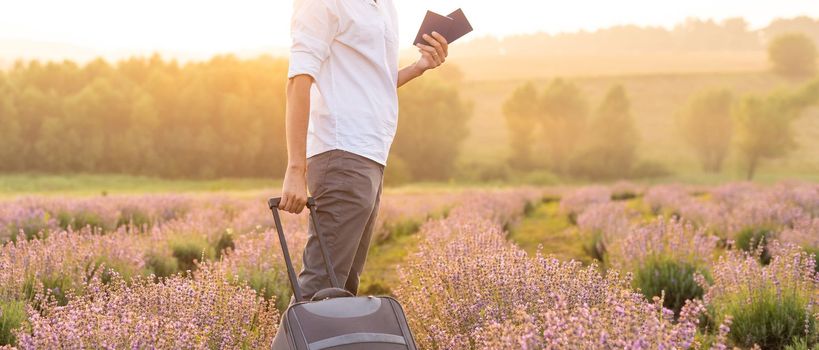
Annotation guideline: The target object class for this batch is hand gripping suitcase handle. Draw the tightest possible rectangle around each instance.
[268,197,342,302]
[268,197,316,210]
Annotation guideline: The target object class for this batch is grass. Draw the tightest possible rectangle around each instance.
[712,287,817,349]
[359,232,423,296]
[0,174,530,198]
[507,200,591,264]
[735,227,776,265]
[168,235,215,273]
[0,300,26,346]
[0,300,26,347]
[632,257,709,316]
[0,173,278,197]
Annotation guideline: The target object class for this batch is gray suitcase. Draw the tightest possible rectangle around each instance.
[268,197,417,350]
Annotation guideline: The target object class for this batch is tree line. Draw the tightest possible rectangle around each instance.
[503,80,651,180]
[0,55,472,181]
[502,34,819,180]
[678,34,818,179]
[679,80,819,179]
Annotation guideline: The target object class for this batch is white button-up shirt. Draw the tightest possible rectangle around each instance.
[289,0,400,166]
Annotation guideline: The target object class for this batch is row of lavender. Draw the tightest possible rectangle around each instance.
[0,192,461,348]
[0,193,458,244]
[566,182,818,349]
[395,189,720,349]
[2,183,817,349]
[395,182,818,349]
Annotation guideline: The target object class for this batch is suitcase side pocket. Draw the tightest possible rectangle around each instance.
[382,297,418,350]
[285,307,310,350]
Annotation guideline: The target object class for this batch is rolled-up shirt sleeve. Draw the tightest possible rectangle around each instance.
[288,0,338,80]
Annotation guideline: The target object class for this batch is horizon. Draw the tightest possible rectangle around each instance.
[1,0,818,64]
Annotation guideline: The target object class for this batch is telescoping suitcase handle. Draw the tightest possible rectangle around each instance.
[268,197,342,303]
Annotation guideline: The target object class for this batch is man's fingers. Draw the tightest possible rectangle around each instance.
[416,44,442,65]
[287,194,298,213]
[287,195,299,213]
[285,195,306,214]
[422,34,442,51]
[430,31,448,56]
[290,196,303,213]
[278,194,290,211]
[416,43,435,54]
[420,50,440,66]
[423,34,446,61]
[292,197,301,214]
[294,198,306,214]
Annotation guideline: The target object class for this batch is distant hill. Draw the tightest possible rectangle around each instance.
[454,16,819,58]
[442,16,819,81]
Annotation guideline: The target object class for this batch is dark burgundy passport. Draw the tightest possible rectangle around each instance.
[413,8,473,46]
[443,9,473,43]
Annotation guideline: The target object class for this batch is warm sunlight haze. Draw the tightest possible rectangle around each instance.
[1,1,819,349]
[2,0,818,60]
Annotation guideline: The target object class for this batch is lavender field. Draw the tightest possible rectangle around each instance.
[0,183,817,349]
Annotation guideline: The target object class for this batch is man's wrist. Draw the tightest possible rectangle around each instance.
[410,64,426,78]
[287,161,306,171]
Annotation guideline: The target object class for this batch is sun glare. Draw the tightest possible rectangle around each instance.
[1,0,817,60]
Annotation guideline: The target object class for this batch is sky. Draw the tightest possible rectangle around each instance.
[1,0,818,59]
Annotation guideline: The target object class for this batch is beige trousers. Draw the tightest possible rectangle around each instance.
[298,149,384,300]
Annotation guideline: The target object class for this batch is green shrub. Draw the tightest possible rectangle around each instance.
[359,281,392,296]
[567,212,578,225]
[57,210,108,231]
[522,201,536,216]
[541,195,560,204]
[716,288,816,349]
[611,191,638,201]
[0,300,26,346]
[214,229,236,259]
[7,214,52,242]
[116,207,152,230]
[169,236,215,273]
[244,270,291,312]
[22,274,73,307]
[735,227,774,265]
[86,256,140,284]
[379,219,422,244]
[8,228,43,243]
[633,257,709,316]
[145,252,179,278]
[582,230,607,263]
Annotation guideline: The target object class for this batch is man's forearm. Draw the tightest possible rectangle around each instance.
[285,75,313,170]
[397,65,425,88]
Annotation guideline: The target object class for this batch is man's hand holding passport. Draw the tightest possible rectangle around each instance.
[413,8,473,46]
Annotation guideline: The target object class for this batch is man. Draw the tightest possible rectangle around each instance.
[278,0,449,301]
